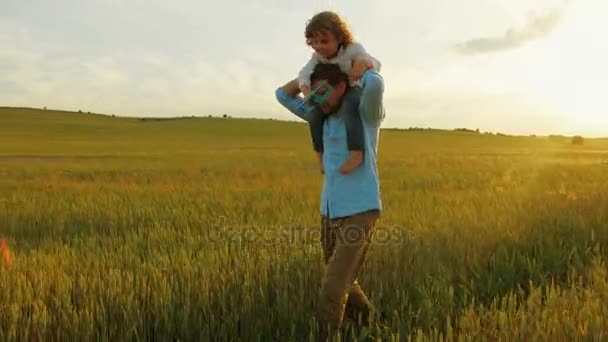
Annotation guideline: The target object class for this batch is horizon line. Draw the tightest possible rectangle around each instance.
[1,106,606,139]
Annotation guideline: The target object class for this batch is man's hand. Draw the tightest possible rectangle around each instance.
[300,84,312,98]
[280,79,301,97]
[300,84,315,106]
[349,58,373,82]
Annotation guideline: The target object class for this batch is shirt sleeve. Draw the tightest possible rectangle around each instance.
[359,70,385,125]
[297,53,321,89]
[275,88,314,123]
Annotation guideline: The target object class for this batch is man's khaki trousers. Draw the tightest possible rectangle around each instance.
[318,209,379,338]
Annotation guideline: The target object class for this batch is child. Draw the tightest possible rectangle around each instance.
[298,11,382,174]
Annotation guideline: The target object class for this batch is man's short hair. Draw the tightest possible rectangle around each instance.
[310,63,349,87]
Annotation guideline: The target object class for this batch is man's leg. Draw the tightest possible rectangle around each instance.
[321,216,374,326]
[318,210,379,340]
[318,215,335,342]
[320,215,335,262]
[344,280,375,326]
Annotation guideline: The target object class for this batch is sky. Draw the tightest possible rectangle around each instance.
[1,0,607,136]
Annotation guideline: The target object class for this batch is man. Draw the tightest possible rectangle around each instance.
[275,63,385,339]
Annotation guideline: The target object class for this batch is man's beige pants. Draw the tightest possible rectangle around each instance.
[318,209,379,335]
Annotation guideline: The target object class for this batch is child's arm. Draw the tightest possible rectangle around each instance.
[298,54,321,97]
[346,42,382,81]
[350,58,374,82]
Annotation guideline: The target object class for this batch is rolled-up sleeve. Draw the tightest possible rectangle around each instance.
[275,88,313,123]
[359,70,385,125]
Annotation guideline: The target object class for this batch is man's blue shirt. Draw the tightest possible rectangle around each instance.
[275,71,385,219]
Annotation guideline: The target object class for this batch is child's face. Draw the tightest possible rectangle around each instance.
[308,31,340,59]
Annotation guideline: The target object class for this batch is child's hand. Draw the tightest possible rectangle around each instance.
[349,58,373,82]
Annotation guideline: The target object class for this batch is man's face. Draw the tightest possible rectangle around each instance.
[310,79,346,115]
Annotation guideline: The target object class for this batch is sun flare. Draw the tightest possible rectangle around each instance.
[523,2,608,123]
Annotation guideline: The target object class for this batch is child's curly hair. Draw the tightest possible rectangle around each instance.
[305,11,354,47]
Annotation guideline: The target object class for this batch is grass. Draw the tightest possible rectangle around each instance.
[1,106,608,341]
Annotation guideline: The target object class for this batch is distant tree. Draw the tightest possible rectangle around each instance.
[455,128,477,133]
[222,114,228,118]
[208,115,213,118]
[572,136,584,145]
[549,135,565,142]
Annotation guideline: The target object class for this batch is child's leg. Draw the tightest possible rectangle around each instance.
[345,104,364,152]
[309,110,325,173]
[339,70,384,174]
[339,104,364,174]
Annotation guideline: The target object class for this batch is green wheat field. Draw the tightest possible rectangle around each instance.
[1,107,608,341]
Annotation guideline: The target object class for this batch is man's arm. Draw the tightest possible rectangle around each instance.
[281,78,301,97]
[275,78,314,123]
[359,70,385,125]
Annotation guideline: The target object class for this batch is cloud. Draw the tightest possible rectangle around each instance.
[0,18,286,118]
[0,3,306,119]
[454,6,565,55]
